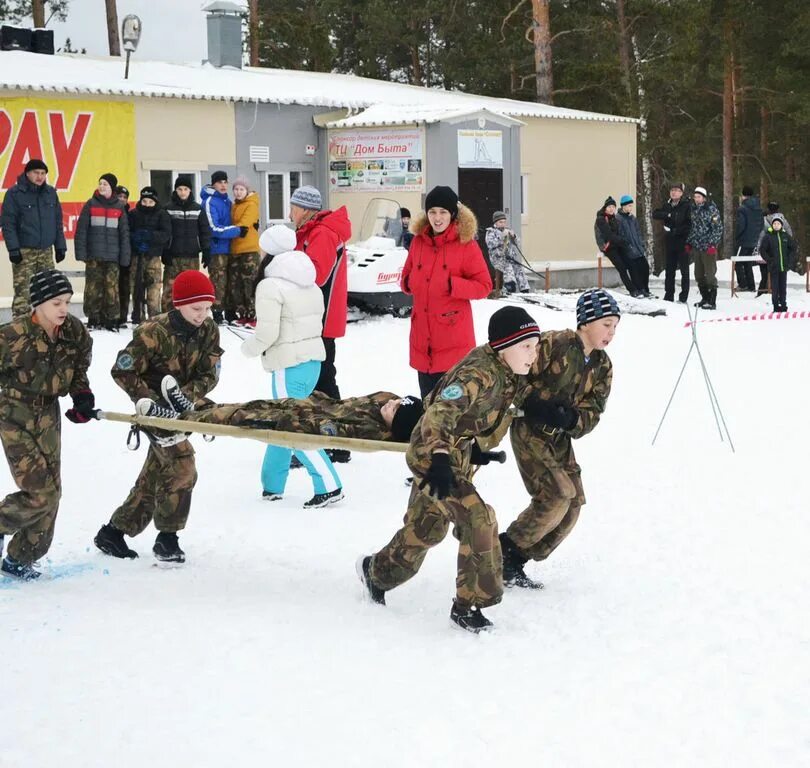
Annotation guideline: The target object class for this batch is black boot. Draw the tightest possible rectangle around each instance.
[1,555,41,580]
[153,531,185,563]
[704,287,717,310]
[500,532,544,590]
[212,309,225,325]
[224,310,238,324]
[326,449,351,464]
[356,555,386,605]
[694,287,706,307]
[450,601,493,633]
[94,523,139,559]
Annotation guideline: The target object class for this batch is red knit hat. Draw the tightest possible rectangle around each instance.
[172,270,216,307]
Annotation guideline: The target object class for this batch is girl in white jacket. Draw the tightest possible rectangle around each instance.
[242,225,342,508]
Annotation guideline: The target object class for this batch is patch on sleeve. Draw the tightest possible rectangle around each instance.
[115,352,134,370]
[319,421,338,436]
[440,383,464,401]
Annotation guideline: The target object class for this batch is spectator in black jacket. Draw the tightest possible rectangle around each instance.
[734,185,763,293]
[594,196,638,296]
[758,202,795,296]
[1,159,66,316]
[127,186,171,322]
[115,185,132,326]
[652,182,692,303]
[616,195,652,297]
[759,214,796,312]
[161,175,212,311]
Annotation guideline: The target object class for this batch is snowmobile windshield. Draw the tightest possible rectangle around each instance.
[358,198,405,244]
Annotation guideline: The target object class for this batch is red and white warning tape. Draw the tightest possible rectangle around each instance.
[684,310,810,327]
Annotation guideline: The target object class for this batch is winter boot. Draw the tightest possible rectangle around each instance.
[262,491,283,501]
[678,290,689,304]
[704,287,717,310]
[161,375,194,413]
[356,555,386,605]
[303,489,344,509]
[153,532,185,564]
[500,532,544,590]
[212,309,225,325]
[224,310,238,325]
[694,287,707,307]
[450,601,493,634]
[325,449,351,464]
[94,523,139,559]
[1,555,41,581]
[502,281,517,296]
[136,398,179,420]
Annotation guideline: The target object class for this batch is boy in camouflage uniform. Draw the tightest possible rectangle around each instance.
[357,306,540,633]
[94,271,222,564]
[500,288,618,590]
[0,270,95,580]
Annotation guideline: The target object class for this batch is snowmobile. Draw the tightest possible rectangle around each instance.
[346,198,412,317]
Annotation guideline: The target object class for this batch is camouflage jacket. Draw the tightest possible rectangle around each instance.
[408,344,529,477]
[687,200,724,251]
[191,391,397,441]
[0,313,92,400]
[111,310,222,405]
[511,329,612,460]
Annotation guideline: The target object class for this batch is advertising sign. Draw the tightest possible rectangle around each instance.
[457,129,503,169]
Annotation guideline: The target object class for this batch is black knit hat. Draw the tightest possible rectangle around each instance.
[175,174,194,190]
[115,185,130,199]
[24,158,48,174]
[576,288,621,328]
[400,207,411,218]
[741,185,755,197]
[99,173,118,190]
[139,186,159,203]
[488,306,540,351]
[603,196,617,208]
[425,185,459,217]
[391,396,424,442]
[211,170,228,184]
[30,269,73,308]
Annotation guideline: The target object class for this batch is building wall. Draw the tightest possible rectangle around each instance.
[520,118,637,264]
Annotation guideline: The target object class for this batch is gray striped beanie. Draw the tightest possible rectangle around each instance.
[290,185,322,211]
[30,269,73,308]
[576,289,621,327]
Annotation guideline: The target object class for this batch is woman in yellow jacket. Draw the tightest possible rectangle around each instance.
[229,176,261,326]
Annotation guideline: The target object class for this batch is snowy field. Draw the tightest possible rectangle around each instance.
[2,281,809,767]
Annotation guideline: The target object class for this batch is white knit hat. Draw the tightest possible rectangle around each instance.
[259,224,297,256]
[693,186,708,198]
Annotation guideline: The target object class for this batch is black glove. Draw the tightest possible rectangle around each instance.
[522,394,579,431]
[252,221,259,231]
[470,443,506,466]
[418,453,457,500]
[201,249,211,269]
[9,249,22,264]
[55,249,66,263]
[239,226,249,238]
[161,253,173,267]
[65,389,96,424]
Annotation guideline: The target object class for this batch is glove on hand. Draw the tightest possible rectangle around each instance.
[685,244,693,254]
[65,389,96,424]
[239,226,249,238]
[707,245,717,256]
[201,249,211,269]
[9,249,22,264]
[55,249,66,263]
[418,453,457,500]
[470,443,506,466]
[522,394,579,430]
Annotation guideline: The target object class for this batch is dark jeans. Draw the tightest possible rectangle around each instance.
[418,371,445,399]
[770,269,787,310]
[758,263,770,292]
[735,247,756,290]
[604,247,636,293]
[627,257,650,294]
[664,239,690,301]
[315,337,340,399]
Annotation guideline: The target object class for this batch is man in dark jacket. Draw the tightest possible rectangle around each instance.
[593,197,638,296]
[1,159,66,316]
[162,175,211,311]
[687,186,723,310]
[128,186,171,322]
[734,185,763,293]
[616,195,652,297]
[652,182,692,303]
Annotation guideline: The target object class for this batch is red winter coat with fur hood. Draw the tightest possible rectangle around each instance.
[401,204,492,373]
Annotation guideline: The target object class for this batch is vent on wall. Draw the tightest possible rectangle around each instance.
[249,146,270,163]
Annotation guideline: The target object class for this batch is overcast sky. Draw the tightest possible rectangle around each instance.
[32,0,239,63]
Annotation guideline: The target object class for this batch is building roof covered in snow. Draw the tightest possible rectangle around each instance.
[0,50,638,125]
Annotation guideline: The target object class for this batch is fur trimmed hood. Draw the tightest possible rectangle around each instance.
[410,202,478,244]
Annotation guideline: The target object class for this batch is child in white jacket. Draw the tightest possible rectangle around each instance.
[242,225,342,508]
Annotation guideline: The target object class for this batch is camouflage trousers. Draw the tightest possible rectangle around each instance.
[693,249,718,291]
[128,256,163,321]
[111,440,197,537]
[508,428,586,562]
[12,248,54,317]
[161,256,200,312]
[208,253,229,313]
[0,397,61,564]
[227,252,261,318]
[370,478,503,609]
[84,260,120,324]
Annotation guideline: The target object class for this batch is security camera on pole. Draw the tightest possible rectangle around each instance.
[121,14,142,80]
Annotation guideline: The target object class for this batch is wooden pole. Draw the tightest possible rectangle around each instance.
[97,411,407,454]
[105,0,121,56]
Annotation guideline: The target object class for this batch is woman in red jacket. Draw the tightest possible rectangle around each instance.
[401,186,493,397]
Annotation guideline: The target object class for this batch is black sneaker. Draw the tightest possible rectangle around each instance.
[450,601,493,633]
[94,523,139,559]
[161,375,194,413]
[1,556,41,581]
[153,532,185,563]
[136,398,179,420]
[500,532,542,589]
[262,491,283,501]
[325,449,351,464]
[303,489,344,508]
[355,555,386,605]
[505,566,544,590]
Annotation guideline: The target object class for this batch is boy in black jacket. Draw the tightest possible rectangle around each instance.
[759,214,796,312]
[128,186,171,322]
[653,182,692,303]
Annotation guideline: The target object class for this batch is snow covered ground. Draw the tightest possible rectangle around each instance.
[2,281,809,767]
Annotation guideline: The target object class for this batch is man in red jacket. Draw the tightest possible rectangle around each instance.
[290,185,352,461]
[401,185,492,399]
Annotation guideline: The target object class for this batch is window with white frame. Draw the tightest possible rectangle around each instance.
[149,170,202,204]
[265,170,311,222]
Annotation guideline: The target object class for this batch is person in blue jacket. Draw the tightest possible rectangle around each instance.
[200,170,243,324]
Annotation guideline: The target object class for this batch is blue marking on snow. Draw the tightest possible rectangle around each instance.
[0,561,96,589]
